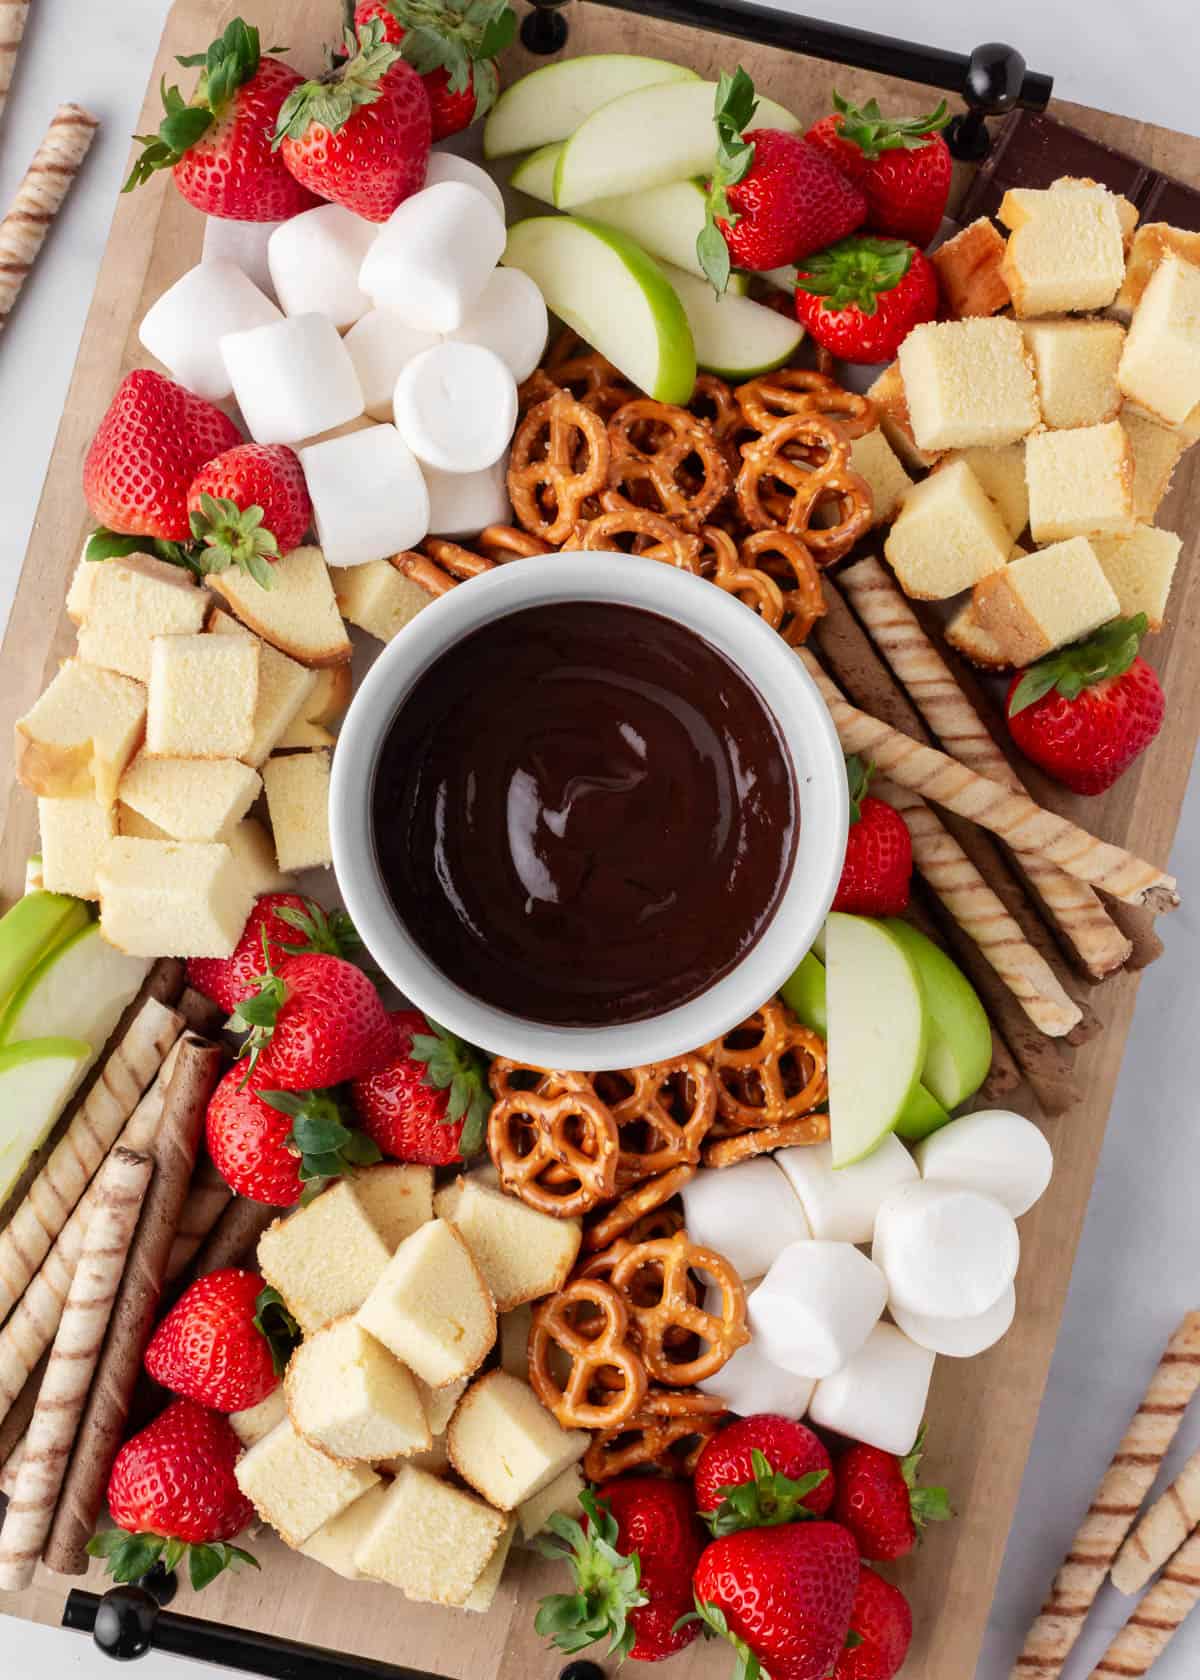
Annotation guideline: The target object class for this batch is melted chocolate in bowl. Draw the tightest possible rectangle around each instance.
[370,602,798,1028]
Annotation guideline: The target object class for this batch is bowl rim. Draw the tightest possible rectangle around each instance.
[330,552,848,1070]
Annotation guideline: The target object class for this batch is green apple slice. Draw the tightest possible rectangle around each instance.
[503,216,696,404]
[0,921,150,1052]
[510,143,562,205]
[554,79,801,209]
[484,55,699,159]
[578,180,710,278]
[893,1082,951,1142]
[0,1037,93,1208]
[656,262,803,377]
[0,891,90,1019]
[825,913,927,1168]
[882,920,992,1111]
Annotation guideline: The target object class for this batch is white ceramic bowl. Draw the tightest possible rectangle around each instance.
[330,553,847,1069]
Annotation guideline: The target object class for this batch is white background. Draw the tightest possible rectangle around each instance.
[1,2,1198,1677]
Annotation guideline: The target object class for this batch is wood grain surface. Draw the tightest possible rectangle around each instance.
[1,2,1198,1675]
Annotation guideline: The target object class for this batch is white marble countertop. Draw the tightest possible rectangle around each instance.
[1,2,1198,1677]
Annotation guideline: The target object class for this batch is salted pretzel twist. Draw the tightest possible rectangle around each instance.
[488,1088,619,1217]
[607,397,732,531]
[696,524,787,628]
[736,413,873,562]
[739,528,826,646]
[583,1163,698,1254]
[509,391,611,544]
[735,368,877,439]
[704,999,828,1135]
[574,493,703,572]
[477,524,552,563]
[583,1388,728,1481]
[529,1278,647,1430]
[608,1230,748,1385]
[704,1114,830,1166]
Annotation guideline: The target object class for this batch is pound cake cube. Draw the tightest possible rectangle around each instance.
[865,362,943,470]
[286,1317,431,1462]
[356,1218,496,1388]
[433,1175,581,1312]
[517,1463,586,1542]
[229,1388,287,1447]
[117,804,169,839]
[209,544,352,668]
[146,634,259,759]
[97,837,254,958]
[973,538,1121,664]
[935,444,1028,542]
[1022,319,1125,430]
[118,754,261,842]
[944,597,1014,670]
[1026,421,1135,544]
[225,815,295,895]
[1118,252,1200,426]
[258,1179,393,1333]
[354,1463,506,1605]
[417,1373,467,1437]
[262,750,332,872]
[351,1162,434,1252]
[883,460,1011,600]
[38,795,116,900]
[330,560,429,642]
[1112,222,1200,321]
[299,1482,391,1580]
[1122,410,1191,522]
[898,318,1040,452]
[16,659,146,805]
[998,182,1126,316]
[76,554,208,683]
[930,218,1011,319]
[276,665,352,751]
[1090,526,1183,630]
[446,1371,588,1511]
[464,1518,516,1613]
[208,608,318,768]
[847,429,913,526]
[234,1417,378,1547]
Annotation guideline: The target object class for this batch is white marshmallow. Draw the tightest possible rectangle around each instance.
[360,181,507,333]
[345,311,442,421]
[749,1240,887,1379]
[221,313,364,446]
[678,1159,810,1283]
[915,1110,1053,1219]
[425,457,512,537]
[775,1137,919,1246]
[447,267,549,384]
[698,1280,815,1418]
[299,424,429,569]
[267,204,377,330]
[393,343,518,474]
[202,217,284,301]
[872,1181,1019,1321]
[808,1323,935,1457]
[424,150,506,223]
[891,1283,1017,1359]
[139,261,281,402]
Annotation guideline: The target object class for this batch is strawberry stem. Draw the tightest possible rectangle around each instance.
[684,1599,763,1680]
[704,1448,829,1536]
[87,1528,259,1593]
[85,529,201,573]
[698,64,759,296]
[1008,615,1148,716]
[408,1020,491,1156]
[534,1489,648,1662]
[273,17,402,145]
[844,754,874,824]
[795,235,915,315]
[386,0,516,104]
[830,90,950,159]
[257,1087,382,1191]
[901,1426,953,1531]
[125,19,264,190]
[189,493,280,589]
[252,1285,302,1376]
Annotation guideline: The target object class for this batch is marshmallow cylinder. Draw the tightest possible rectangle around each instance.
[915,1110,1054,1219]
[360,181,507,333]
[345,311,441,422]
[425,150,506,223]
[808,1323,935,1457]
[394,343,518,473]
[891,1282,1017,1359]
[140,261,281,402]
[202,217,283,302]
[221,313,364,445]
[425,458,512,537]
[447,267,549,383]
[300,424,430,569]
[267,204,377,329]
[872,1181,1019,1320]
[749,1240,887,1379]
[776,1137,919,1246]
[698,1280,815,1418]
[678,1159,811,1283]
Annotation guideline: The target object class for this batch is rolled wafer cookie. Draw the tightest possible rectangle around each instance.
[0,103,99,330]
[1094,1527,1200,1675]
[0,1354,44,1471]
[0,1147,153,1593]
[797,648,1179,911]
[43,1037,223,1575]
[838,557,1132,980]
[0,0,30,127]
[166,1155,232,1283]
[0,1430,24,1496]
[1012,1311,1200,1678]
[183,1192,278,1284]
[1111,1445,1200,1595]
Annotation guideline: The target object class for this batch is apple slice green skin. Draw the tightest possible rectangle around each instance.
[0,891,91,1020]
[883,918,992,1113]
[0,921,149,1051]
[657,262,804,379]
[484,55,699,159]
[503,216,696,405]
[510,143,562,205]
[0,1037,93,1208]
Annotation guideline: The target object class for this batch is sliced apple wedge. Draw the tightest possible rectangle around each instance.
[657,262,803,377]
[554,79,800,209]
[0,921,150,1053]
[575,180,711,278]
[825,913,927,1168]
[484,55,699,159]
[0,891,90,1018]
[503,216,696,404]
[510,143,562,205]
[0,1037,93,1208]
[883,919,992,1112]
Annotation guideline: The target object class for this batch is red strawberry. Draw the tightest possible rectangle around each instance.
[234,950,393,1089]
[1005,615,1165,796]
[536,1481,703,1663]
[833,1432,951,1562]
[187,445,312,583]
[353,0,514,141]
[793,236,939,364]
[806,93,953,250]
[88,1398,258,1593]
[832,756,912,916]
[834,1568,912,1680]
[275,21,432,223]
[693,1520,861,1680]
[144,1268,299,1412]
[206,1065,381,1205]
[187,894,361,1016]
[83,370,241,543]
[125,19,318,221]
[350,1008,490,1164]
[699,68,865,293]
[694,1415,835,1529]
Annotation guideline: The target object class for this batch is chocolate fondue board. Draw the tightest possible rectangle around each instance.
[1,0,1200,1676]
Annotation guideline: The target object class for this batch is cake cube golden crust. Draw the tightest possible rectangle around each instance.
[898,318,1041,452]
[1026,420,1135,544]
[356,1217,496,1388]
[234,1418,379,1548]
[1021,319,1125,431]
[972,537,1121,665]
[257,1181,394,1334]
[351,1162,434,1252]
[1090,526,1183,630]
[330,560,430,643]
[76,554,208,684]
[38,796,116,900]
[209,545,352,668]
[433,1175,581,1312]
[352,1463,506,1606]
[285,1317,432,1464]
[446,1370,588,1511]
[16,659,147,805]
[865,363,945,471]
[1122,411,1191,522]
[847,429,914,527]
[931,219,1011,319]
[298,1482,391,1581]
[935,444,1028,542]
[883,459,1011,600]
[96,837,254,958]
[944,598,1015,670]
[517,1463,586,1542]
[1113,223,1200,320]
[262,749,332,873]
[998,183,1126,317]
[145,635,259,760]
[1118,252,1200,426]
[463,1519,516,1613]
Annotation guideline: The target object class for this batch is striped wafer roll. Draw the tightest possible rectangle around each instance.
[1111,1445,1200,1596]
[0,0,30,127]
[0,1148,153,1593]
[796,649,1179,911]
[0,102,99,331]
[0,1430,24,1496]
[165,1155,232,1283]
[1095,1527,1200,1675]
[838,557,1133,980]
[0,997,182,1324]
[1012,1311,1200,1678]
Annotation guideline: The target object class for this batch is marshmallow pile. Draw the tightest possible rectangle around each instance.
[682,1109,1052,1456]
[140,154,548,568]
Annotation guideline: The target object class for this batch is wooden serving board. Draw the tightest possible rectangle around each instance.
[2,2,1199,1675]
